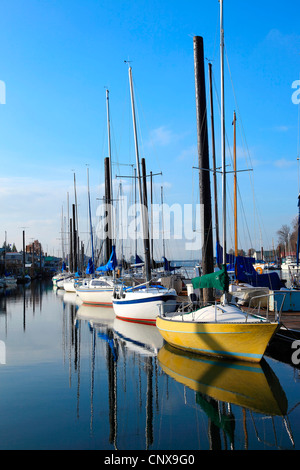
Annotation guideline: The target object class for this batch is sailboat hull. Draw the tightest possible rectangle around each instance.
[76,288,114,306]
[113,289,177,325]
[156,316,279,363]
[76,278,116,306]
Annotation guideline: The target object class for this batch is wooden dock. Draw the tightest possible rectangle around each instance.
[278,312,300,331]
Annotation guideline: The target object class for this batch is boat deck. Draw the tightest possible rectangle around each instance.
[176,295,300,331]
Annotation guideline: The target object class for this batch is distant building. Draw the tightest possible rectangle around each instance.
[253,250,278,262]
[44,256,61,273]
[26,240,43,255]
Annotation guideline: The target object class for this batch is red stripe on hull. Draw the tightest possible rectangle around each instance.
[116,315,156,326]
[82,301,113,307]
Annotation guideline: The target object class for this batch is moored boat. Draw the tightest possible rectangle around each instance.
[76,277,115,306]
[111,65,177,323]
[113,284,177,325]
[156,5,280,364]
[156,299,279,363]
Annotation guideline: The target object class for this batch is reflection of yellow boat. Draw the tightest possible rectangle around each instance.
[156,301,279,363]
[158,344,288,416]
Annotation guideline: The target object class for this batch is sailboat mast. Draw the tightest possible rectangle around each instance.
[161,186,166,260]
[87,167,95,267]
[208,62,220,250]
[128,66,151,282]
[106,89,114,245]
[134,167,137,259]
[233,110,238,257]
[73,172,79,270]
[193,35,214,303]
[220,0,227,265]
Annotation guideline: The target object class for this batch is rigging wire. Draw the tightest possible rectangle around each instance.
[211,68,250,251]
[224,43,271,252]
[297,96,300,193]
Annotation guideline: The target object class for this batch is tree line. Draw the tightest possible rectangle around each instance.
[2,241,18,252]
[277,217,298,254]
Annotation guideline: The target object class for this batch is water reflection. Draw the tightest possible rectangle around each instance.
[0,280,52,333]
[158,344,288,416]
[72,303,160,450]
[59,289,296,450]
[0,282,298,450]
[158,345,296,450]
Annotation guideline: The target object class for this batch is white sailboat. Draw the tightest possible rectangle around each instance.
[76,157,117,306]
[76,276,116,306]
[76,91,121,307]
[52,270,73,288]
[112,65,177,324]
[281,255,300,272]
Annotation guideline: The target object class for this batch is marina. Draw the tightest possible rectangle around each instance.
[0,279,300,451]
[0,0,300,454]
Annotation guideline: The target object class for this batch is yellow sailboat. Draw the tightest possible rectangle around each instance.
[157,266,280,363]
[156,303,279,362]
[157,2,280,363]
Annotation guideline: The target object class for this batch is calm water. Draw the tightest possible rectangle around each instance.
[0,280,299,451]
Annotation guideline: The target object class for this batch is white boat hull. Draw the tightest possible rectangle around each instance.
[112,288,177,324]
[76,277,115,306]
[281,264,300,272]
[76,288,114,306]
[53,273,73,288]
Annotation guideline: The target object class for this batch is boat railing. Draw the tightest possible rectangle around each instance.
[159,292,287,323]
[247,292,286,323]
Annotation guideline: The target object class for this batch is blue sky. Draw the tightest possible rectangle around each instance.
[0,0,299,260]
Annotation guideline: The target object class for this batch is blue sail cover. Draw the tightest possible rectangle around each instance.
[61,261,67,272]
[216,242,235,270]
[163,257,177,272]
[96,245,117,272]
[235,256,283,290]
[135,254,144,265]
[85,258,95,275]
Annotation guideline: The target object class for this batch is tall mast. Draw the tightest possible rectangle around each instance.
[87,167,95,267]
[128,66,151,282]
[134,167,137,259]
[150,171,153,267]
[161,186,166,260]
[106,89,114,245]
[220,0,227,266]
[193,35,214,303]
[208,62,220,256]
[104,157,112,262]
[233,110,238,257]
[73,172,79,270]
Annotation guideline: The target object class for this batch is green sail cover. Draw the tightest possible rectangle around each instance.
[191,265,229,292]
